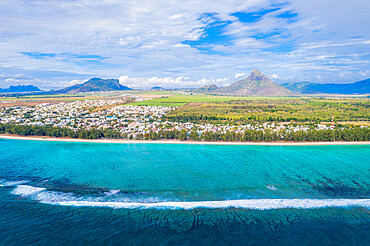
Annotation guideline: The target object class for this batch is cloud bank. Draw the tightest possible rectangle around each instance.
[0,0,369,89]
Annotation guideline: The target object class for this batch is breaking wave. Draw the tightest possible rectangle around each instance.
[8,185,370,210]
[0,178,29,187]
[46,199,370,210]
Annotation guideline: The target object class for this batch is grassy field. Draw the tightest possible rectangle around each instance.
[129,93,295,106]
[0,97,17,101]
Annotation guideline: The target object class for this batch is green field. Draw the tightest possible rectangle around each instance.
[0,97,17,101]
[130,93,295,106]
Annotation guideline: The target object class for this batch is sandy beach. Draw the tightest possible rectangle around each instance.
[0,134,369,145]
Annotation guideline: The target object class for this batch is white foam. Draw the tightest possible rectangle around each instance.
[10,185,370,210]
[0,179,28,187]
[10,185,163,204]
[104,190,120,196]
[266,185,278,191]
[33,190,77,202]
[46,199,370,210]
[11,185,46,196]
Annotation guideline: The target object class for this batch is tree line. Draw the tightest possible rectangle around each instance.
[0,124,121,139]
[0,123,369,142]
[164,98,370,124]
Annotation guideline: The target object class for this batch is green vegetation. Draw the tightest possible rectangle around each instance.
[0,124,121,139]
[1,123,369,142]
[130,93,291,107]
[133,128,370,142]
[165,98,370,123]
[0,97,17,101]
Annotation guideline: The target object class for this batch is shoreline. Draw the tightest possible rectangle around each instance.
[0,134,369,145]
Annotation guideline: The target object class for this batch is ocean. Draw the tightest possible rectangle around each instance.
[0,138,369,245]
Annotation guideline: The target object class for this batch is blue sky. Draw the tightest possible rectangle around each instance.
[0,0,369,89]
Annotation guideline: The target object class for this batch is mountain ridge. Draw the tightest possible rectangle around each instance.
[281,78,370,94]
[0,85,42,93]
[56,78,132,93]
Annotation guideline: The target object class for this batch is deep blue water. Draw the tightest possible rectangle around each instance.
[0,138,369,245]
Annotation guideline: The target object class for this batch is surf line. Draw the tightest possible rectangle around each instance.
[9,185,370,210]
[46,199,370,210]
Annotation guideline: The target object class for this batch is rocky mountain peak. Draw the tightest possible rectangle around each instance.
[248,69,268,81]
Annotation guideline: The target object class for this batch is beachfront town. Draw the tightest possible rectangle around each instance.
[0,97,354,139]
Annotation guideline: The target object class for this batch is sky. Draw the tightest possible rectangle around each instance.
[0,0,369,89]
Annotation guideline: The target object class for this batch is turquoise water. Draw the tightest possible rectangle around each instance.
[0,139,369,245]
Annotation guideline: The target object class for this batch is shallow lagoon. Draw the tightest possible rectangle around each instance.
[0,139,369,245]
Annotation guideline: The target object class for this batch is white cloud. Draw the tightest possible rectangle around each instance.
[0,0,369,88]
[234,73,246,79]
[119,75,230,88]
[63,79,85,87]
[173,43,191,48]
[270,74,279,79]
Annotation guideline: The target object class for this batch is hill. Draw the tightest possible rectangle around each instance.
[218,69,292,96]
[56,78,132,93]
[151,86,166,90]
[194,84,219,93]
[282,78,370,94]
[0,85,42,93]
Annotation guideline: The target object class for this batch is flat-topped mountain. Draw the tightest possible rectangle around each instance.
[282,78,370,94]
[218,69,292,96]
[0,85,42,93]
[56,78,132,93]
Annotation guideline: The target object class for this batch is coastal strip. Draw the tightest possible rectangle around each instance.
[1,134,369,145]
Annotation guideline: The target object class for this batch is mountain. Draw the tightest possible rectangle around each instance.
[218,69,292,96]
[195,84,219,93]
[56,78,132,93]
[282,78,370,94]
[0,85,42,93]
[151,86,165,90]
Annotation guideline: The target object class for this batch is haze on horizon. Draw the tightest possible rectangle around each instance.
[0,0,369,90]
